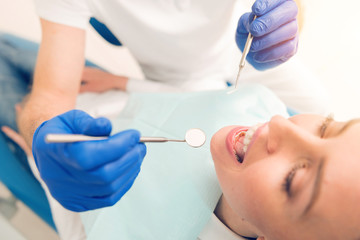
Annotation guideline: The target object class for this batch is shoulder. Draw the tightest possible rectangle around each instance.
[34,0,92,29]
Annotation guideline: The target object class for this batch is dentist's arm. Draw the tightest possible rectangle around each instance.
[236,0,302,70]
[19,18,85,145]
[19,19,146,211]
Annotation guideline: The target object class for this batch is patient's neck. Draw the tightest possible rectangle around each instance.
[214,195,258,238]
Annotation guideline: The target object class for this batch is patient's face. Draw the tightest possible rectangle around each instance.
[211,114,360,240]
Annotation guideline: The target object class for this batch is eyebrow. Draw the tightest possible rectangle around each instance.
[301,158,326,217]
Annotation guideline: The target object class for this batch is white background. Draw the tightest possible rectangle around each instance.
[0,0,360,239]
[297,0,360,120]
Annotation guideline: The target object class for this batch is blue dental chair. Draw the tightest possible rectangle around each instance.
[0,18,121,231]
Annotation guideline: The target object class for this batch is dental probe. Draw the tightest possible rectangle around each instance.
[228,15,257,94]
[45,128,206,148]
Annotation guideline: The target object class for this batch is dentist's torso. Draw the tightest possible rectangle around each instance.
[34,0,253,88]
[87,0,251,89]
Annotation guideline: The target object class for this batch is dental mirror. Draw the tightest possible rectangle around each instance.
[184,128,206,148]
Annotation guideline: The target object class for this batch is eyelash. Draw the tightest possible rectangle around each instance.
[282,162,309,197]
[282,116,333,197]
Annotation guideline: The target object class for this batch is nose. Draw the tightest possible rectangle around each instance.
[267,115,314,154]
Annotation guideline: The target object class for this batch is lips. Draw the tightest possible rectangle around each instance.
[226,126,250,164]
[226,123,266,164]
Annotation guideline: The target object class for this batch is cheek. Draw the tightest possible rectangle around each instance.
[217,166,267,218]
[218,161,286,227]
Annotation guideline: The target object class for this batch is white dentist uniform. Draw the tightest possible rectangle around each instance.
[34,0,329,114]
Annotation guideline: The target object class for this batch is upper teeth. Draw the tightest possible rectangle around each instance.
[242,124,262,153]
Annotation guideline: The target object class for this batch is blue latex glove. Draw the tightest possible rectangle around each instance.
[32,110,146,212]
[236,0,299,70]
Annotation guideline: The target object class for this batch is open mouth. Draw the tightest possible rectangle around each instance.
[233,124,262,163]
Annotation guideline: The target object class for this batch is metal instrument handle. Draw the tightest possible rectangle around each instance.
[46,134,186,143]
[140,137,185,143]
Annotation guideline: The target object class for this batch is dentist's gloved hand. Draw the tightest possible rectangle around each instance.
[32,110,146,212]
[236,0,299,70]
